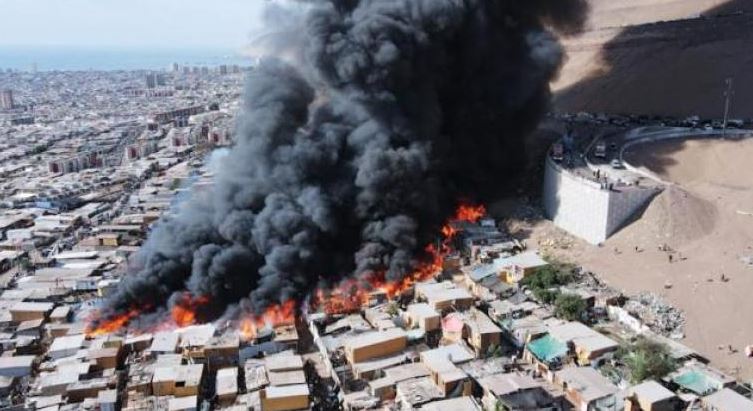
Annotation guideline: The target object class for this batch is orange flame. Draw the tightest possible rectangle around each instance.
[441,224,458,239]
[84,203,485,336]
[313,203,485,315]
[171,293,210,327]
[455,203,486,223]
[85,309,140,337]
[239,300,296,341]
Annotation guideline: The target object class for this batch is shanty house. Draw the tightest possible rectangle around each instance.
[548,322,618,366]
[147,331,179,357]
[702,387,753,411]
[0,355,36,377]
[478,372,566,411]
[37,371,80,395]
[420,343,474,396]
[98,389,118,411]
[178,324,215,359]
[344,328,407,364]
[216,367,238,405]
[625,380,682,411]
[48,333,85,360]
[442,313,465,343]
[204,334,240,372]
[396,376,444,409]
[10,301,54,322]
[369,362,431,401]
[496,251,549,283]
[0,250,26,273]
[261,384,310,411]
[463,308,503,356]
[463,250,548,286]
[152,363,204,397]
[169,395,198,411]
[554,366,619,411]
[404,303,440,332]
[15,318,44,338]
[87,347,122,370]
[244,359,269,393]
[265,352,304,373]
[66,377,110,402]
[421,396,483,411]
[49,306,71,323]
[415,281,474,312]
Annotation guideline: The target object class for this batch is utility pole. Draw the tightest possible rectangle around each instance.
[722,77,734,138]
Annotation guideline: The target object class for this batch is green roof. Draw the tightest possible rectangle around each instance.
[527,334,568,363]
[672,370,721,396]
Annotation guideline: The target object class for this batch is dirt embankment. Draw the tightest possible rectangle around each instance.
[554,0,753,118]
[613,185,717,248]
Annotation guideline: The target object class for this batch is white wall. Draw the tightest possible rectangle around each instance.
[543,157,660,244]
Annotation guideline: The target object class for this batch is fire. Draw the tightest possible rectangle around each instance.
[441,224,457,238]
[315,277,377,315]
[315,203,485,315]
[441,203,485,242]
[86,309,140,337]
[239,300,296,341]
[454,203,486,223]
[86,203,486,336]
[171,293,209,327]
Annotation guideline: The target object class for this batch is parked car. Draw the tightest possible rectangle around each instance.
[610,159,625,169]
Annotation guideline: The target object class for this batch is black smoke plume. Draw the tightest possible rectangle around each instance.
[96,0,588,325]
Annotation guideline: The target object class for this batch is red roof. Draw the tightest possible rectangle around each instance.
[442,313,464,333]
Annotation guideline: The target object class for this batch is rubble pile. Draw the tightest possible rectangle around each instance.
[625,292,686,338]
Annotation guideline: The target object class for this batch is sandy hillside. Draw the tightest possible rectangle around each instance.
[587,0,726,29]
[526,137,753,379]
[553,0,753,117]
[612,185,717,248]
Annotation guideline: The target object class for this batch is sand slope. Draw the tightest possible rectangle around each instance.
[614,185,717,247]
[554,0,753,117]
[531,137,753,378]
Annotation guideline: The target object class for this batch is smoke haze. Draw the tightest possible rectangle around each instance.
[96,0,588,326]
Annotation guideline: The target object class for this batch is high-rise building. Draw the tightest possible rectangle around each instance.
[219,65,228,75]
[156,73,167,86]
[145,73,157,89]
[0,89,13,110]
[171,63,180,72]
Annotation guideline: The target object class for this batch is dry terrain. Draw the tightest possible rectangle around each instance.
[522,137,753,379]
[554,0,753,118]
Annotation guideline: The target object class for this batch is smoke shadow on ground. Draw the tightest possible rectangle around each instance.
[549,0,753,178]
[621,140,686,180]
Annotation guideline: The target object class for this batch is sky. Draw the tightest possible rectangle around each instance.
[0,0,266,50]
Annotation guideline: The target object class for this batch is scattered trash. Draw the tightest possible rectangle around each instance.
[624,292,685,338]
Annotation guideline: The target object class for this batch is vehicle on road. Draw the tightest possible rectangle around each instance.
[594,142,607,158]
[610,159,625,169]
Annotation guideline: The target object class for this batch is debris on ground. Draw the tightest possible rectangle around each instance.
[624,292,685,338]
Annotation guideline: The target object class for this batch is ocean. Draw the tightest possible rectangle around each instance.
[0,46,252,71]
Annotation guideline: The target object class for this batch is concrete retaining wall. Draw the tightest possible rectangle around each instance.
[543,156,660,244]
